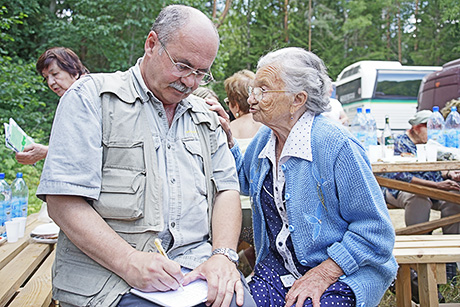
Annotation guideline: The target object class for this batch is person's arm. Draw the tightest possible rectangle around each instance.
[46,195,184,292]
[410,175,460,191]
[183,190,244,307]
[15,143,48,164]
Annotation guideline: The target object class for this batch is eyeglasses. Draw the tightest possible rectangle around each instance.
[248,86,288,102]
[159,40,214,86]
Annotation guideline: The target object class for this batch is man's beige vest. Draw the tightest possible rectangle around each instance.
[53,71,219,306]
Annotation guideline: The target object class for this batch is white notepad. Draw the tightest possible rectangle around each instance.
[130,268,208,307]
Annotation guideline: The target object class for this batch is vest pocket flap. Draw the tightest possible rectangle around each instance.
[182,138,202,157]
[100,168,144,193]
[93,168,146,220]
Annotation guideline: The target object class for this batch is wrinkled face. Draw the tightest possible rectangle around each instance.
[42,60,78,97]
[248,65,292,127]
[141,25,218,106]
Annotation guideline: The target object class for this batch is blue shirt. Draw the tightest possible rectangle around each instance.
[382,133,443,198]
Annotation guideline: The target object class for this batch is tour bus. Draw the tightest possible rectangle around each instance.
[335,61,441,131]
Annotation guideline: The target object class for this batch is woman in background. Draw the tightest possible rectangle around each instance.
[15,47,89,165]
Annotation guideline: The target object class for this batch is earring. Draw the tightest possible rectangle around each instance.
[236,112,239,118]
[290,113,294,120]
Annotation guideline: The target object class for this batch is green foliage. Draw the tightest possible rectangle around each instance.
[1,0,460,215]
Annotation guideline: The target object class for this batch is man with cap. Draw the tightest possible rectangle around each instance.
[382,110,460,282]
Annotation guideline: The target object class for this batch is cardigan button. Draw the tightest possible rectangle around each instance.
[285,193,291,200]
[300,260,308,266]
[281,164,287,171]
[288,225,295,232]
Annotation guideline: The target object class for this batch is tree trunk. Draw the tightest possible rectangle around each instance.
[284,0,289,43]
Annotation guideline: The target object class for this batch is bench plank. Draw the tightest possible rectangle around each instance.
[394,248,460,264]
[0,243,53,306]
[9,249,55,307]
[395,213,460,235]
[394,240,460,249]
[396,235,460,242]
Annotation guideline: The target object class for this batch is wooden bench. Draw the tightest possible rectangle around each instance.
[0,213,57,307]
[393,235,460,307]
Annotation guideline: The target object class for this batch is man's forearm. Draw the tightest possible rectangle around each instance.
[46,195,135,277]
[210,190,242,250]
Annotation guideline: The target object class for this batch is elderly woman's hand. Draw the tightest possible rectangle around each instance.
[205,99,235,148]
[284,258,343,307]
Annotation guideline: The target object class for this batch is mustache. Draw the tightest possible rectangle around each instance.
[169,81,192,94]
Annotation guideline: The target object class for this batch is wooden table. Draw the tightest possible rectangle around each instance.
[393,235,460,307]
[372,160,460,173]
[372,160,460,235]
[0,213,56,307]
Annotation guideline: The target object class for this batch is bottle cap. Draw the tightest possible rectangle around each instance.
[366,108,371,113]
[452,106,457,112]
[16,173,23,178]
[433,106,439,112]
[357,107,362,113]
[0,173,4,179]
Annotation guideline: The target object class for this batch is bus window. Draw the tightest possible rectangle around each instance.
[336,78,361,104]
[374,71,431,99]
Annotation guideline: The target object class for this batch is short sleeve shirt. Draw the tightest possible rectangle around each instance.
[37,59,239,268]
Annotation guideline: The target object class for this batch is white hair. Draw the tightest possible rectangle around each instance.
[257,47,332,114]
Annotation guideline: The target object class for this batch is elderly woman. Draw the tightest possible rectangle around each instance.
[15,47,89,165]
[227,48,398,306]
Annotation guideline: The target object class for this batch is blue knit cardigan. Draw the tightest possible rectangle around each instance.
[231,115,398,307]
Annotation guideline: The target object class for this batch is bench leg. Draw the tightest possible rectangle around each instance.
[395,264,412,307]
[417,263,438,307]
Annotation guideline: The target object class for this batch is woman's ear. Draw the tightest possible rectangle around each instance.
[293,91,308,111]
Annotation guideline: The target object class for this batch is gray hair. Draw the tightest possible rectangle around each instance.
[257,47,332,114]
[151,5,218,45]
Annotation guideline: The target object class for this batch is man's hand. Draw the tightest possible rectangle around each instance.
[123,250,184,292]
[15,143,48,164]
[284,258,343,307]
[436,179,460,191]
[183,254,244,307]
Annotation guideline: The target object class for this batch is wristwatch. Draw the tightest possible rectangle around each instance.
[211,248,239,265]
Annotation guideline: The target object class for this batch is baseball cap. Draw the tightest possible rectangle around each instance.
[409,110,432,126]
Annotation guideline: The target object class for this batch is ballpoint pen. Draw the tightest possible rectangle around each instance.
[154,238,184,291]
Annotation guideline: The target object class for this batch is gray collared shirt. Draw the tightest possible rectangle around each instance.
[37,59,239,268]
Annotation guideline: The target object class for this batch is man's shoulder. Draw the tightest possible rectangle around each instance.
[187,95,220,131]
[87,70,139,103]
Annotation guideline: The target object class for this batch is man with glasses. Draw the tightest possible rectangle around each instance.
[37,5,254,307]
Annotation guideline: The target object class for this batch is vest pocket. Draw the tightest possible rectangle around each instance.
[93,167,146,220]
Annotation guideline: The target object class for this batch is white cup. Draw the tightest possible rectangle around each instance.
[416,144,427,162]
[368,145,382,163]
[12,217,27,238]
[5,220,20,243]
[426,144,438,162]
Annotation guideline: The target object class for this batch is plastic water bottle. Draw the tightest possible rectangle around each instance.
[427,106,446,146]
[444,106,460,148]
[351,107,367,148]
[365,108,378,147]
[0,173,12,237]
[10,173,28,218]
[382,115,394,158]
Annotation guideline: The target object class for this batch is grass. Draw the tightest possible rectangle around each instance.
[379,273,460,306]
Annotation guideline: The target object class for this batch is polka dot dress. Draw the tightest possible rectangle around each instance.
[248,167,356,307]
